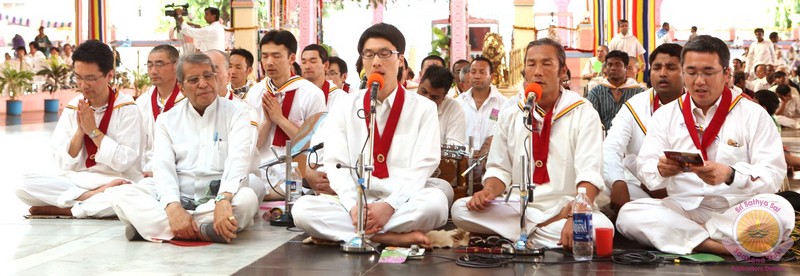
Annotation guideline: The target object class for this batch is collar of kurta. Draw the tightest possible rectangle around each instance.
[517,89,585,124]
[599,78,641,90]
[266,75,303,96]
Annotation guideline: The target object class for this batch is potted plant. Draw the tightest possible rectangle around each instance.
[36,58,72,113]
[0,66,35,115]
[128,67,150,99]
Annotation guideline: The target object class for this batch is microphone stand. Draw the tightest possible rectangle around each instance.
[506,98,543,256]
[340,83,379,253]
[270,140,295,227]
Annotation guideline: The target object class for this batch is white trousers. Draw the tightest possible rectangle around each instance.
[776,115,800,129]
[616,194,795,255]
[292,180,450,242]
[15,173,126,218]
[110,179,259,242]
[451,197,614,248]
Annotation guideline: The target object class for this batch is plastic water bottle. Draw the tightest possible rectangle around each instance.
[288,162,302,202]
[572,187,594,261]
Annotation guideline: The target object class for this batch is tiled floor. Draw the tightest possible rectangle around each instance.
[0,118,300,275]
[2,113,799,275]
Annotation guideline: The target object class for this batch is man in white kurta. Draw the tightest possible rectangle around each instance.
[111,53,261,243]
[452,39,613,249]
[245,30,326,199]
[609,20,646,61]
[301,44,347,110]
[136,45,185,177]
[293,23,448,247]
[617,35,794,256]
[745,28,776,77]
[602,43,684,213]
[176,8,225,53]
[456,59,506,152]
[16,40,144,218]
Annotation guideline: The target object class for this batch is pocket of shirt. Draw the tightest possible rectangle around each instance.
[211,142,229,171]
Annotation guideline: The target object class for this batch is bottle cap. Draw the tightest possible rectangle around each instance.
[577,187,586,193]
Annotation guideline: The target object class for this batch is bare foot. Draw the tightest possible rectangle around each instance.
[76,179,131,201]
[694,239,732,256]
[311,237,339,246]
[29,206,72,216]
[371,230,431,248]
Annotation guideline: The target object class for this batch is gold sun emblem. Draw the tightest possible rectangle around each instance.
[734,208,782,256]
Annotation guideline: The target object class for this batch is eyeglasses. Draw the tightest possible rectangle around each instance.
[361,49,400,60]
[684,68,726,79]
[145,61,174,69]
[74,73,106,84]
[184,72,216,86]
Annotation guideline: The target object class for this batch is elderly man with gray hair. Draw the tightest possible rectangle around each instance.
[111,53,263,243]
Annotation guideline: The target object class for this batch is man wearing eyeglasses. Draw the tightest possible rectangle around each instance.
[293,23,448,248]
[602,43,684,217]
[136,45,184,178]
[111,53,262,243]
[617,35,793,255]
[16,40,144,218]
[244,30,325,201]
[302,44,347,109]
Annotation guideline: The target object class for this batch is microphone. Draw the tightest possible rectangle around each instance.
[523,83,543,111]
[367,73,384,102]
[259,142,324,168]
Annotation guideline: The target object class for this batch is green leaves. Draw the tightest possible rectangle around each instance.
[0,65,35,101]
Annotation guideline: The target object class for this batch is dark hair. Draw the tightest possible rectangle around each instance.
[681,35,729,69]
[357,23,405,55]
[292,62,302,76]
[50,47,60,54]
[28,42,38,50]
[302,44,330,63]
[618,19,629,26]
[420,65,454,90]
[691,26,697,31]
[649,43,683,65]
[754,89,780,115]
[205,7,220,21]
[471,56,494,75]
[397,57,409,82]
[328,56,348,74]
[151,44,180,63]
[355,57,363,75]
[733,71,747,84]
[72,40,115,74]
[260,29,298,55]
[776,84,791,97]
[769,32,779,40]
[452,59,468,71]
[605,50,630,67]
[754,28,764,34]
[524,38,567,70]
[662,22,669,28]
[229,48,254,68]
[15,46,26,54]
[773,71,787,79]
[421,55,445,70]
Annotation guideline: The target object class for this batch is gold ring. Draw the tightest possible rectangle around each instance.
[228,216,236,221]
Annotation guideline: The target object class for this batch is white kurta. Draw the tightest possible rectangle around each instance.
[451,90,613,246]
[602,89,665,199]
[745,40,776,74]
[135,86,185,172]
[618,91,792,254]
[179,21,225,53]
[111,98,263,242]
[456,85,506,150]
[16,93,144,218]
[292,87,448,242]
[438,97,466,146]
[609,33,646,58]
[322,80,347,111]
[244,76,326,186]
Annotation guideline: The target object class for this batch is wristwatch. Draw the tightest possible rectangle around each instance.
[214,193,232,203]
[88,129,102,139]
